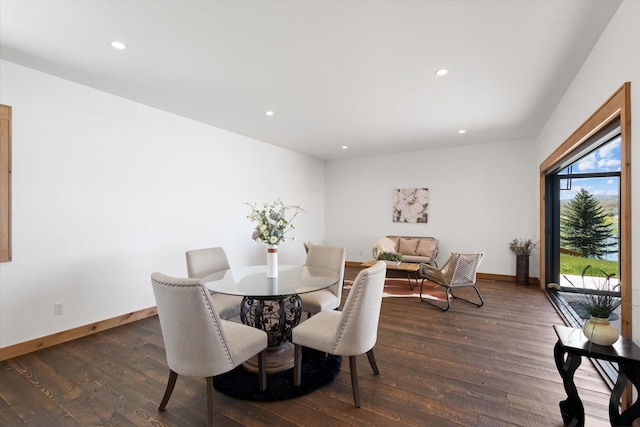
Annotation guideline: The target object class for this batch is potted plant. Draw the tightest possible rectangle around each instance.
[564,265,621,346]
[377,251,404,266]
[509,238,538,285]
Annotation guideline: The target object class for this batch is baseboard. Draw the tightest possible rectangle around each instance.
[0,306,158,362]
[478,272,540,286]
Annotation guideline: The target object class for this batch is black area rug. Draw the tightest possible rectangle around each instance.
[213,348,341,402]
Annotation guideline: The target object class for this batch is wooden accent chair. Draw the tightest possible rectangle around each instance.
[292,261,386,407]
[151,272,267,427]
[419,252,485,311]
[185,247,242,320]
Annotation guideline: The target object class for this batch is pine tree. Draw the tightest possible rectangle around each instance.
[560,188,616,258]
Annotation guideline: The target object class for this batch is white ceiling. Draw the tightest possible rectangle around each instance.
[0,0,621,160]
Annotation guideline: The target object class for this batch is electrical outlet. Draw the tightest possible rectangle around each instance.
[54,302,63,316]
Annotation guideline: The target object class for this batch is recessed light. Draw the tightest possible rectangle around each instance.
[111,41,127,50]
[341,145,348,150]
[265,111,275,116]
[458,129,466,134]
[435,68,448,76]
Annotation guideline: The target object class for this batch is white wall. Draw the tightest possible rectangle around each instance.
[324,138,539,276]
[537,1,639,338]
[0,60,325,348]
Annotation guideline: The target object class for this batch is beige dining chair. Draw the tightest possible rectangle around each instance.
[185,247,243,320]
[150,272,268,427]
[292,261,386,408]
[419,251,485,311]
[299,244,346,317]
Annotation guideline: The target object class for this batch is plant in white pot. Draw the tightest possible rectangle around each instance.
[564,265,621,346]
[377,251,404,266]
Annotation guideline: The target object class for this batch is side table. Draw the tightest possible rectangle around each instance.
[553,325,640,426]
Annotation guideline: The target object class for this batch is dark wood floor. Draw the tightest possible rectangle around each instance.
[1,267,611,426]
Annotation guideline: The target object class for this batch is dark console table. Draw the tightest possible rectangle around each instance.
[553,325,640,426]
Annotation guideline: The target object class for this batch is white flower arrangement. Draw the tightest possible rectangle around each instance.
[245,199,305,246]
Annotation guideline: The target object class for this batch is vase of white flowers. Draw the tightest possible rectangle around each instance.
[246,199,305,278]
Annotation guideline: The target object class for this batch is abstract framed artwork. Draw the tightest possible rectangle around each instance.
[393,188,428,223]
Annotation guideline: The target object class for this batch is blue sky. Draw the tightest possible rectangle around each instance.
[560,136,621,200]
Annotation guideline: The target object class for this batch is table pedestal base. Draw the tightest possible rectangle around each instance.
[240,295,302,374]
[243,342,295,374]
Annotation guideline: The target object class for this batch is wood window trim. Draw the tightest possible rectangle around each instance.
[539,82,631,339]
[0,104,11,262]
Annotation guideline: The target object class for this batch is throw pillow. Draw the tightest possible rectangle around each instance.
[416,239,437,257]
[399,238,419,256]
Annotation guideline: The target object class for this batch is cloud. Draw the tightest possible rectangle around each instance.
[597,158,621,169]
[576,154,596,171]
[597,138,620,158]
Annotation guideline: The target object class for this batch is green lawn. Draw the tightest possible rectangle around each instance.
[560,253,619,277]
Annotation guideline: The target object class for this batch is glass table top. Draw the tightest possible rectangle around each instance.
[204,265,339,297]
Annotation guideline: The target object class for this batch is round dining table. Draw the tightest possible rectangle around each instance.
[204,265,339,373]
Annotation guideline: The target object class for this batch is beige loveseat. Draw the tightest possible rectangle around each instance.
[372,236,439,265]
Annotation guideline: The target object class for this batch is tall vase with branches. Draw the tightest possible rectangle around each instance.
[509,238,538,285]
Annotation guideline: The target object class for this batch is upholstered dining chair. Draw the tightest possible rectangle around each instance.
[185,247,242,320]
[151,272,268,427]
[299,244,346,317]
[292,261,386,408]
[419,251,485,312]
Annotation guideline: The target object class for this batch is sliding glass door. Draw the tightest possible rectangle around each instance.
[546,134,621,330]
